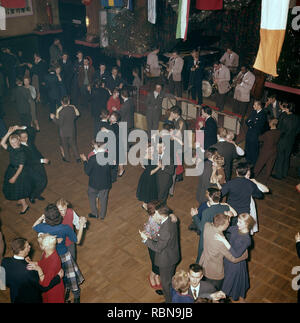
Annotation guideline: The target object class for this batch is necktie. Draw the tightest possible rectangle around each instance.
[193,289,197,300]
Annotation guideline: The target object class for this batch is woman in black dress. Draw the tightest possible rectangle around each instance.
[215,213,255,302]
[136,145,160,210]
[1,126,32,214]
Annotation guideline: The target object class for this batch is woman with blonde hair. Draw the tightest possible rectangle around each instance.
[215,213,255,302]
[27,234,65,303]
[171,269,194,303]
[210,153,226,189]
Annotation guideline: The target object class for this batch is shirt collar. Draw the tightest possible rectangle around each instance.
[13,255,25,260]
[21,142,28,146]
[160,216,168,225]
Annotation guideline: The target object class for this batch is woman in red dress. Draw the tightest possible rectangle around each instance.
[27,234,65,303]
[107,89,120,115]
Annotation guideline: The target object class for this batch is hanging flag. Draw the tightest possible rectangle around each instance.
[101,0,124,7]
[148,0,156,24]
[253,0,290,76]
[126,0,133,11]
[0,0,26,8]
[196,0,222,10]
[0,5,5,30]
[176,0,190,41]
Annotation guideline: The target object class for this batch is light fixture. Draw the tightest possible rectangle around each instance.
[86,16,90,27]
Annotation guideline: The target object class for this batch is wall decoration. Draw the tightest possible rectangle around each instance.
[4,0,33,18]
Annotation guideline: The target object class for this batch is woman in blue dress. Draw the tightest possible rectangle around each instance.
[215,213,255,302]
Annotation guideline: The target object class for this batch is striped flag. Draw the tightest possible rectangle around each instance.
[126,0,133,11]
[0,5,5,30]
[176,0,190,41]
[253,0,290,76]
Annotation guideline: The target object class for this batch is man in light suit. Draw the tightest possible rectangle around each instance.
[233,66,255,118]
[167,50,184,97]
[220,48,239,75]
[147,48,161,77]
[213,62,231,111]
[140,205,180,303]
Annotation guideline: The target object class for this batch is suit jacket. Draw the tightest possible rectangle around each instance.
[13,85,31,115]
[31,59,48,84]
[94,70,110,85]
[233,71,255,102]
[120,97,134,130]
[188,280,216,300]
[145,91,174,116]
[90,86,111,119]
[105,74,123,92]
[246,110,267,139]
[220,51,239,72]
[59,59,74,86]
[44,72,66,101]
[297,241,300,259]
[201,116,217,150]
[258,129,281,155]
[212,140,239,180]
[78,65,95,88]
[147,51,161,77]
[199,222,247,280]
[187,56,205,86]
[168,56,184,81]
[277,113,300,149]
[213,64,231,94]
[1,257,60,303]
[83,153,112,191]
[264,101,281,120]
[221,177,263,215]
[53,105,78,138]
[146,217,180,267]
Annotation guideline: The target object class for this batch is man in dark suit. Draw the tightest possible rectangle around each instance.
[156,140,175,205]
[59,53,74,96]
[12,78,32,127]
[94,62,110,86]
[272,102,300,179]
[245,100,267,166]
[198,105,217,150]
[187,49,205,105]
[1,238,62,303]
[19,129,49,203]
[264,94,281,121]
[212,127,244,181]
[196,147,218,205]
[29,53,48,102]
[119,89,134,133]
[188,263,217,301]
[50,96,80,163]
[80,142,112,220]
[145,83,175,137]
[71,51,84,106]
[78,57,95,111]
[140,205,180,303]
[105,66,123,93]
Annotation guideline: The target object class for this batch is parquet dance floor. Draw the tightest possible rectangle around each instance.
[0,97,299,303]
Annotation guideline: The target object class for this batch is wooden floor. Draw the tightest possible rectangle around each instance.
[0,95,299,303]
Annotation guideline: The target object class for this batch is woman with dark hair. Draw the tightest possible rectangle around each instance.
[1,126,32,214]
[216,213,255,302]
[32,203,85,303]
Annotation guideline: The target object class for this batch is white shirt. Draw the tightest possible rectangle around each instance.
[191,284,200,299]
[154,91,159,99]
[218,138,244,156]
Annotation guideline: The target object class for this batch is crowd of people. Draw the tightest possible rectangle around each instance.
[0,38,299,303]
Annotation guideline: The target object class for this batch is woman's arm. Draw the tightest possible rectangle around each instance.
[0,126,19,150]
[9,164,24,184]
[150,164,161,176]
[26,262,45,282]
[32,214,45,228]
[76,217,87,244]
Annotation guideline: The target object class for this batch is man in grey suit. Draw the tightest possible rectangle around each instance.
[145,83,175,137]
[140,205,180,303]
[50,95,80,163]
[213,62,231,111]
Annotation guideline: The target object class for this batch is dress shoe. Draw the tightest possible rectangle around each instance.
[118,169,125,177]
[62,157,70,163]
[29,198,35,204]
[88,213,98,219]
[20,206,30,215]
[155,290,163,296]
[76,158,81,163]
[36,196,45,201]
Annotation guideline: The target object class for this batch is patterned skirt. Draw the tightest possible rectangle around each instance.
[60,251,84,292]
